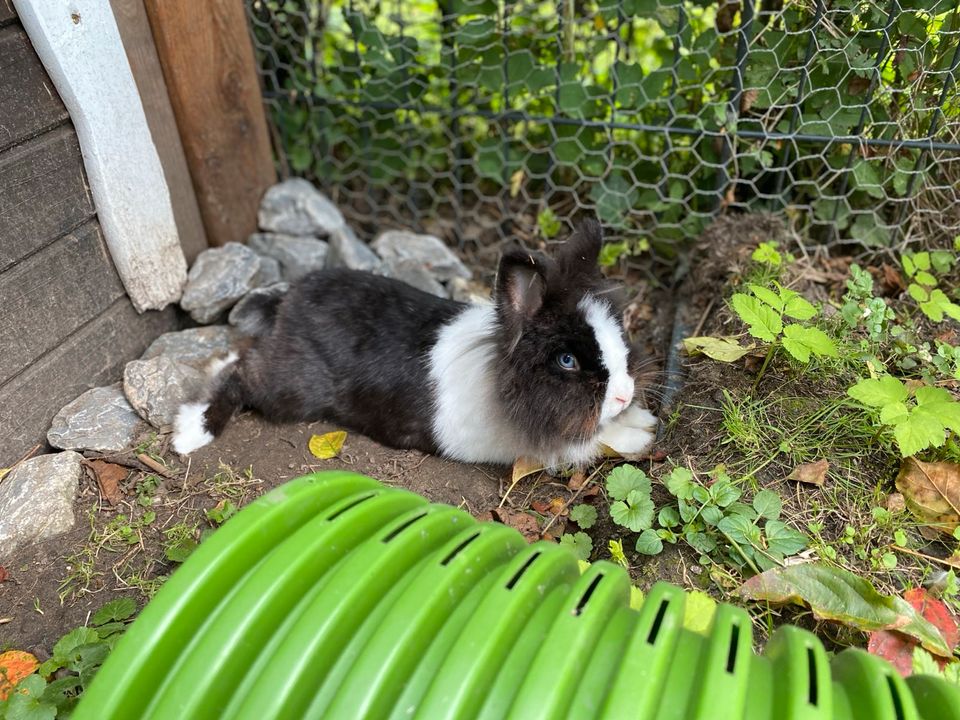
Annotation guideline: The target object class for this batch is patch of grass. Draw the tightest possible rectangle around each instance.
[206,462,261,504]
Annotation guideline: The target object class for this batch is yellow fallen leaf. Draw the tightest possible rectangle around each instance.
[0,650,38,700]
[308,431,347,460]
[511,456,544,485]
[0,468,8,483]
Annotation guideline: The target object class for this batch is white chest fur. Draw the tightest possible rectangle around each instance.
[428,305,522,464]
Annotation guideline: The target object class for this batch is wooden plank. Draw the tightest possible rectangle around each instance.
[0,0,16,26]
[0,300,177,467]
[0,220,126,387]
[0,125,95,274]
[110,0,207,264]
[144,0,276,247]
[15,0,187,311]
[0,23,68,152]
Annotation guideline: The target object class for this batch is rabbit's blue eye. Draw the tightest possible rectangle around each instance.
[556,352,579,371]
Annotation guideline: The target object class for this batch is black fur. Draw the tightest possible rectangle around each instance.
[207,269,465,451]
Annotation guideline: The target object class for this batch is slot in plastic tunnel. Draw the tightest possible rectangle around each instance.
[75,471,960,719]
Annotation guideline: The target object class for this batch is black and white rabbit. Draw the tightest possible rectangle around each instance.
[172,219,656,466]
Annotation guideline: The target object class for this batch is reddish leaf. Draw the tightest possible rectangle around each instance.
[868,587,958,675]
[0,650,38,700]
[88,460,127,505]
[0,566,6,583]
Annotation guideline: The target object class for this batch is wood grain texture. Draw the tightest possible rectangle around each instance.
[0,126,95,274]
[110,0,207,263]
[0,220,127,387]
[0,301,177,467]
[144,0,276,247]
[0,23,68,152]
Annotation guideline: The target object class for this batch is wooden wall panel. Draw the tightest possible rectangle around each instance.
[143,0,276,247]
[0,301,177,467]
[0,220,126,387]
[0,24,68,152]
[110,0,207,263]
[0,126,95,274]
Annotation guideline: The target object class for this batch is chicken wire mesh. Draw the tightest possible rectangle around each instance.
[245,0,960,256]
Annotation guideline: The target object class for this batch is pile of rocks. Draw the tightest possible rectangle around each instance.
[0,178,489,562]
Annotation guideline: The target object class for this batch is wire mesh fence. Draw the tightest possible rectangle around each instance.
[246,0,960,256]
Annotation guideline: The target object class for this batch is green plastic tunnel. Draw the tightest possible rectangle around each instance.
[75,471,960,719]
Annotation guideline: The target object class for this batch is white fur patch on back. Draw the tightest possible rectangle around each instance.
[578,295,634,422]
[172,402,214,455]
[428,304,524,464]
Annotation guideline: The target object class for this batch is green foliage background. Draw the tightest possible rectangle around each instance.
[247,0,960,247]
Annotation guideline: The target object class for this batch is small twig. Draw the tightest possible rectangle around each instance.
[0,444,42,483]
[891,544,959,569]
[691,297,717,338]
[137,453,173,478]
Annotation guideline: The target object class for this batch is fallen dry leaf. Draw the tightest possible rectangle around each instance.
[532,497,566,517]
[786,459,829,487]
[896,458,960,535]
[87,460,127,505]
[0,566,6,583]
[567,471,587,492]
[482,507,540,543]
[868,588,959,676]
[886,492,906,513]
[308,430,347,460]
[511,456,545,485]
[0,650,38,700]
[881,262,907,293]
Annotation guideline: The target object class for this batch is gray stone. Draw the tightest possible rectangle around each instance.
[0,451,84,561]
[47,384,145,452]
[327,225,381,272]
[123,356,208,429]
[180,243,262,324]
[378,258,448,298]
[229,282,290,335]
[371,230,471,282]
[449,277,492,305]
[257,178,345,236]
[255,255,283,286]
[247,233,329,282]
[141,326,238,370]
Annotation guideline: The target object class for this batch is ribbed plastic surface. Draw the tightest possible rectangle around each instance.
[76,471,960,719]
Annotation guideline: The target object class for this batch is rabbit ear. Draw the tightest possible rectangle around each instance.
[557,218,603,276]
[496,249,548,318]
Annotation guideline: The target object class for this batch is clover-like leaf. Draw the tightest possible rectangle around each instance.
[664,466,694,499]
[606,464,651,501]
[559,532,593,561]
[569,504,598,529]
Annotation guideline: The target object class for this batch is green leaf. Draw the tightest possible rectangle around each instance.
[537,208,562,239]
[682,336,753,363]
[712,480,742,508]
[783,295,817,321]
[915,271,938,288]
[635,529,663,555]
[610,492,655,532]
[751,242,782,267]
[165,537,198,564]
[731,294,782,342]
[752,489,782,520]
[665,467,694,499]
[608,539,628,567]
[5,674,55,720]
[559,532,593,561]
[847,375,908,408]
[738,563,951,656]
[52,627,99,664]
[685,531,717,555]
[92,597,136,625]
[764,520,808,556]
[718,514,757,544]
[781,325,839,362]
[748,284,784,312]
[880,402,910,425]
[606,464,650,501]
[658,506,680,528]
[894,412,946,457]
[701,505,723,526]
[912,646,943,678]
[569,504,598,529]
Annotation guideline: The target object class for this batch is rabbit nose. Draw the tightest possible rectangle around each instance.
[615,396,629,405]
